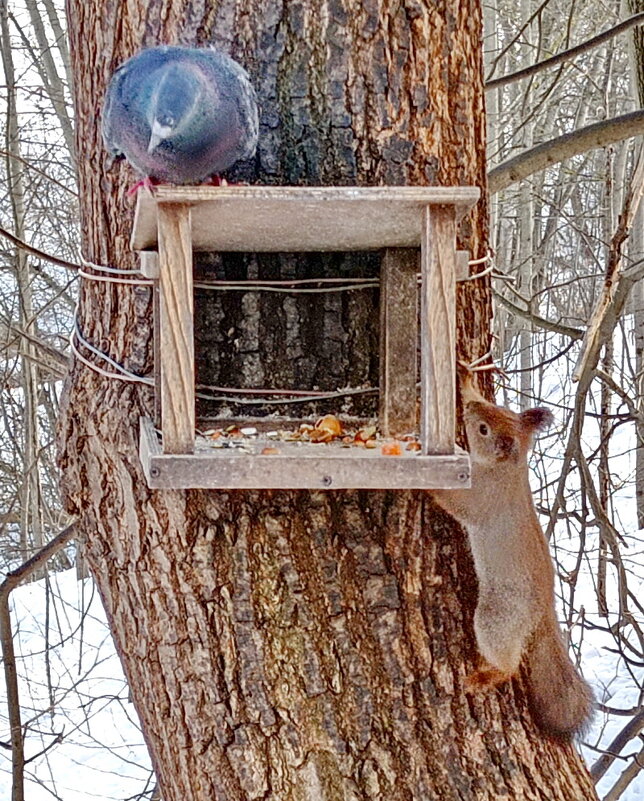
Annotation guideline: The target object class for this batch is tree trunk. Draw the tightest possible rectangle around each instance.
[59,1,598,799]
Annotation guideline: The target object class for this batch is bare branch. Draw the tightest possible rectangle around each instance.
[0,148,77,197]
[486,12,644,90]
[12,3,75,158]
[591,707,644,782]
[494,290,584,339]
[0,323,70,382]
[489,110,644,194]
[0,523,76,598]
[485,0,553,82]
[0,523,75,801]
[603,745,644,801]
[574,154,644,381]
[0,224,80,271]
[0,593,24,801]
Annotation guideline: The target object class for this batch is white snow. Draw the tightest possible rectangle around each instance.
[0,569,152,800]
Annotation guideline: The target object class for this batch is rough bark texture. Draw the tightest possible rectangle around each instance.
[59,1,598,799]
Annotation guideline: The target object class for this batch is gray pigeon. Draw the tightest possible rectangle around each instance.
[102,45,259,184]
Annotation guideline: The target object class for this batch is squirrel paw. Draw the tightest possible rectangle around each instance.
[465,666,511,693]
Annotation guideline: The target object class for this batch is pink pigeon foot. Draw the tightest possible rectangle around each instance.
[127,176,160,196]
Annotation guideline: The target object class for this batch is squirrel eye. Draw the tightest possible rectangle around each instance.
[479,423,489,436]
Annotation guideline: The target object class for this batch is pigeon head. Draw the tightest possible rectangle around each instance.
[102,45,259,184]
[146,63,211,154]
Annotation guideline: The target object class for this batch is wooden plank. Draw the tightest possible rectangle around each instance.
[157,203,195,454]
[145,454,470,492]
[456,250,470,281]
[139,417,471,489]
[153,280,161,428]
[138,250,160,279]
[140,415,162,457]
[131,185,480,251]
[420,205,457,454]
[145,453,470,489]
[379,248,418,436]
[139,416,161,487]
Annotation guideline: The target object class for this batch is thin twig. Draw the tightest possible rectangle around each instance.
[486,13,644,90]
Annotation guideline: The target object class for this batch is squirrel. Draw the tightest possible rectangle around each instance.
[431,370,594,739]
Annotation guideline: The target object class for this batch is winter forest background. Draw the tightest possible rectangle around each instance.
[0,0,643,799]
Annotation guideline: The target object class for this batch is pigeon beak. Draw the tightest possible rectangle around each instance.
[147,121,173,154]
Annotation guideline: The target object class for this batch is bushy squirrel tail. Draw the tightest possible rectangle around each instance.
[526,613,594,739]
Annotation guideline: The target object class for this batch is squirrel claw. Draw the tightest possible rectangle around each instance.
[465,666,511,693]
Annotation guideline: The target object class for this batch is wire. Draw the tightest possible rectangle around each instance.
[71,248,495,392]
[78,269,153,286]
[71,316,378,404]
[69,332,153,385]
[196,385,377,405]
[468,252,492,266]
[195,281,378,293]
[70,312,154,385]
[457,264,495,282]
[79,254,145,276]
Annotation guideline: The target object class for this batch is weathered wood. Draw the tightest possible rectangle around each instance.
[152,282,161,428]
[379,248,418,436]
[145,256,161,429]
[421,205,457,454]
[132,186,480,251]
[138,250,160,279]
[456,250,470,281]
[139,416,162,472]
[157,203,194,453]
[139,417,470,489]
[150,192,472,457]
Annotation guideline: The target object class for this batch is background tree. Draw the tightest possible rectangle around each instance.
[56,1,599,801]
[486,2,644,796]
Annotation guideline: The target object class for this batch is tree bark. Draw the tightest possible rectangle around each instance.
[59,1,598,799]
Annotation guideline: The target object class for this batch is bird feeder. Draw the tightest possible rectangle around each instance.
[131,185,480,490]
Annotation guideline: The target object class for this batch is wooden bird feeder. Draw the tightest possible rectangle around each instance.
[131,185,480,490]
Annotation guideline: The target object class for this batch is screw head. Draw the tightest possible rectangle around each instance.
[150,467,160,478]
[322,475,333,487]
[457,471,469,482]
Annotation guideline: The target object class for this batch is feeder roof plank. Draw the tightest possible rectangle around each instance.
[131,185,480,252]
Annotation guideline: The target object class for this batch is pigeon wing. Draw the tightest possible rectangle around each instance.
[101,61,130,158]
[233,68,259,161]
[198,48,258,157]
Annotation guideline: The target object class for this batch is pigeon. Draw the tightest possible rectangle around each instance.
[102,45,259,184]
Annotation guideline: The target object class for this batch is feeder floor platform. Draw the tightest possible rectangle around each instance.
[140,417,471,490]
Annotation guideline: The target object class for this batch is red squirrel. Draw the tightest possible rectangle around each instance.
[431,371,594,738]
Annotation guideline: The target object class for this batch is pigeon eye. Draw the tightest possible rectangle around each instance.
[479,423,489,436]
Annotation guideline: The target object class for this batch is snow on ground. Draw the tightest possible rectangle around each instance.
[526,348,644,800]
[0,569,152,801]
[576,527,644,800]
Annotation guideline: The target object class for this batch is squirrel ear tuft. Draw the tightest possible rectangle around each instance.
[520,407,554,432]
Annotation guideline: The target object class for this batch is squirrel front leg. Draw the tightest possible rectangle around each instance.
[466,585,534,692]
